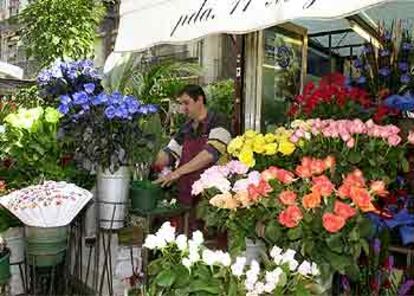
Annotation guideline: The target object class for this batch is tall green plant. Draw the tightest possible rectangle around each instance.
[205,79,235,116]
[19,0,106,67]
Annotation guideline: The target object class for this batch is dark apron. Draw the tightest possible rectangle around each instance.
[177,123,210,206]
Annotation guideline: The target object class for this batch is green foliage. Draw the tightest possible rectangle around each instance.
[4,85,45,108]
[19,0,106,67]
[205,79,234,116]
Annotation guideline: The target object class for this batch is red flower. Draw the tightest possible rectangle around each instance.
[322,213,346,233]
[312,175,335,197]
[278,205,303,228]
[350,187,376,212]
[334,201,356,220]
[248,179,272,201]
[279,190,297,206]
[302,192,322,209]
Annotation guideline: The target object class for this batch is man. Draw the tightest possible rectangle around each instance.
[153,84,232,206]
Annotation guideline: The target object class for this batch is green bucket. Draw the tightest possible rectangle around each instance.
[130,180,163,211]
[25,226,68,267]
[0,250,10,285]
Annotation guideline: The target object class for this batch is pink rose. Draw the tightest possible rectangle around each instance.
[346,138,355,148]
[388,135,402,147]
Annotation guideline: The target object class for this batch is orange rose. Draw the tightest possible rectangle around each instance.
[350,187,376,212]
[334,201,356,220]
[275,169,296,184]
[279,190,297,206]
[370,181,389,197]
[343,169,365,187]
[278,205,303,228]
[324,155,336,170]
[302,192,322,209]
[310,159,326,175]
[261,167,278,181]
[248,179,272,201]
[337,184,351,199]
[295,165,312,179]
[312,175,335,197]
[322,213,346,233]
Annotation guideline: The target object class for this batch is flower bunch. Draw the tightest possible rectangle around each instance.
[143,222,320,296]
[227,129,297,168]
[37,59,102,99]
[289,73,371,119]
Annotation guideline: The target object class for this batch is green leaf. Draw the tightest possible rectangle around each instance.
[325,234,343,253]
[264,220,282,243]
[155,269,176,288]
[287,226,303,241]
[401,157,410,173]
[188,279,221,294]
[348,150,362,164]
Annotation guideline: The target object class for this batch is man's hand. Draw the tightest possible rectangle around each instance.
[153,170,182,187]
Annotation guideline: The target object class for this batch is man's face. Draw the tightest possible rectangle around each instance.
[178,93,203,119]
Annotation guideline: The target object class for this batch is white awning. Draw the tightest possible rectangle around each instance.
[114,0,393,52]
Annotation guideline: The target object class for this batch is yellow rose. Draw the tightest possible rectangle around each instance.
[264,143,278,155]
[239,148,255,167]
[264,133,276,143]
[253,135,266,154]
[244,129,257,139]
[278,140,296,156]
[228,136,244,155]
[243,139,254,149]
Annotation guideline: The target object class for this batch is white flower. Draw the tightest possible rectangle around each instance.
[188,249,200,263]
[270,246,282,259]
[304,131,312,140]
[311,262,320,276]
[202,249,216,266]
[283,249,296,260]
[0,125,5,134]
[182,257,192,269]
[192,230,204,246]
[287,258,298,271]
[231,257,246,277]
[250,260,260,274]
[155,236,167,249]
[170,199,177,206]
[218,251,231,267]
[281,249,297,270]
[175,234,188,251]
[255,282,265,294]
[156,222,176,243]
[264,282,276,293]
[265,268,282,286]
[298,260,312,276]
[246,291,259,296]
[143,234,158,250]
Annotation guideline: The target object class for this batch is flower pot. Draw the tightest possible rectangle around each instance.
[97,166,130,229]
[0,250,11,285]
[130,180,162,212]
[1,227,24,264]
[244,238,266,265]
[25,226,68,267]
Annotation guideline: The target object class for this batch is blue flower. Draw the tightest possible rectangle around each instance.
[380,49,390,57]
[379,67,391,77]
[115,106,129,119]
[84,83,96,94]
[91,92,108,106]
[60,94,72,105]
[37,70,52,85]
[399,62,409,72]
[147,104,158,113]
[67,69,78,80]
[51,66,63,79]
[58,104,70,115]
[125,97,140,114]
[357,76,366,84]
[384,92,414,111]
[108,92,123,105]
[104,106,117,119]
[138,105,150,115]
[401,74,411,84]
[354,59,363,69]
[72,91,89,105]
[402,42,413,51]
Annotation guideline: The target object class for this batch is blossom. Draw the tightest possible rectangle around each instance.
[143,234,158,250]
[192,230,204,246]
[278,205,303,228]
[350,187,376,212]
[334,201,356,220]
[202,249,216,265]
[234,191,253,208]
[175,234,188,251]
[322,213,346,233]
[231,257,247,277]
[278,140,296,156]
[302,192,322,209]
[182,257,192,269]
[298,260,312,276]
[209,192,240,209]
[311,175,335,197]
[279,190,297,206]
[248,179,272,201]
[369,181,389,197]
[239,147,255,167]
[226,160,249,175]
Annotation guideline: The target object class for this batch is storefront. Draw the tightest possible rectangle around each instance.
[110,0,403,132]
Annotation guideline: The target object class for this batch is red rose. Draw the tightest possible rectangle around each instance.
[279,190,297,206]
[334,201,356,220]
[278,205,303,228]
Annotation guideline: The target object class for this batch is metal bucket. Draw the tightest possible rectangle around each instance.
[97,166,130,230]
[1,227,24,264]
[25,226,68,267]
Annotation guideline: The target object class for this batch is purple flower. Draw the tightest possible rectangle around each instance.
[384,32,392,41]
[341,276,351,292]
[91,92,108,106]
[125,98,140,114]
[402,42,413,51]
[401,74,411,84]
[398,280,414,296]
[362,46,372,54]
[115,106,129,119]
[66,69,78,80]
[380,49,390,57]
[72,91,89,105]
[399,62,409,72]
[109,92,123,105]
[84,83,96,94]
[58,104,70,115]
[354,59,363,69]
[379,67,391,77]
[104,106,116,119]
[373,238,381,255]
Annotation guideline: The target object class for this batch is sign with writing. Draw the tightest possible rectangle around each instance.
[115,0,390,52]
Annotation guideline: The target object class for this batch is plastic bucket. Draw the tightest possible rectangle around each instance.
[25,226,68,267]
[0,250,11,285]
[130,181,162,212]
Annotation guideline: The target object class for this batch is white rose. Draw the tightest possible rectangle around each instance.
[298,260,312,276]
[143,234,158,250]
[264,282,276,293]
[202,249,216,266]
[270,246,282,259]
[175,234,188,251]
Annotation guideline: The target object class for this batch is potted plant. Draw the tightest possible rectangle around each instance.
[49,60,160,229]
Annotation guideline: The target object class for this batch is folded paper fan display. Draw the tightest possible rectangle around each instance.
[0,181,92,227]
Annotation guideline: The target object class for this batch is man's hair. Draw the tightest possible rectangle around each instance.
[178,84,206,104]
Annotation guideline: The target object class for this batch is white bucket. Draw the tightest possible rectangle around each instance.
[97,166,130,230]
[244,238,266,265]
[1,227,24,264]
